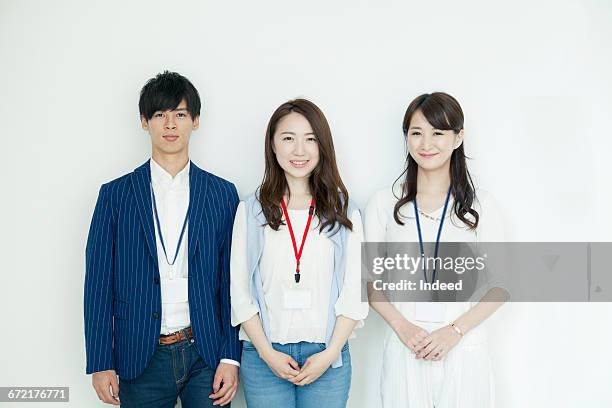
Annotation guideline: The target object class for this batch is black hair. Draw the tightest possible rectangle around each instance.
[138,71,201,120]
[393,92,479,229]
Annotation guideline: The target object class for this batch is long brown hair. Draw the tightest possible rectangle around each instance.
[393,92,479,229]
[259,99,352,232]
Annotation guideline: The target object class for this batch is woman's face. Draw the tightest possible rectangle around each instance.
[272,112,320,182]
[406,109,464,171]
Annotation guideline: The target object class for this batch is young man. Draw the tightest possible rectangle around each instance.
[84,71,240,407]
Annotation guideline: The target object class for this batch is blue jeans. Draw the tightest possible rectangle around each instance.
[241,341,351,408]
[118,337,220,408]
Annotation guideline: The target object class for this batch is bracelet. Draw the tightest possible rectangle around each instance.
[450,322,464,336]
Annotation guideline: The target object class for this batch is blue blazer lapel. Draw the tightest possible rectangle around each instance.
[188,162,209,260]
[131,160,159,268]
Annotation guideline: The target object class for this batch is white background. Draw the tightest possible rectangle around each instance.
[1,0,612,406]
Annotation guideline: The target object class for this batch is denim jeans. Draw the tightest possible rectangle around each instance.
[241,341,351,408]
[118,337,220,408]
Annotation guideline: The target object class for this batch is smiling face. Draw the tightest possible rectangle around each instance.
[272,111,320,182]
[141,99,199,156]
[407,109,464,171]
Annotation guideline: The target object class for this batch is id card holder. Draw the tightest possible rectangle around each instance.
[282,283,312,310]
[414,302,446,323]
[161,277,189,304]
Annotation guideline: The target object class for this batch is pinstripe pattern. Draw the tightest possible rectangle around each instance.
[84,160,240,380]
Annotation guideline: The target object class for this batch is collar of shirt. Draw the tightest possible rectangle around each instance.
[150,158,190,189]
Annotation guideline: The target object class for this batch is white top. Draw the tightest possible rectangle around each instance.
[230,202,369,344]
[150,159,191,334]
[364,185,506,344]
[150,159,238,366]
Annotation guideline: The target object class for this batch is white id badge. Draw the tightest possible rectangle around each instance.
[161,277,189,303]
[414,302,446,323]
[283,287,312,310]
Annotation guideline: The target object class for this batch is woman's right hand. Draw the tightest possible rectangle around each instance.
[391,317,429,353]
[262,348,301,380]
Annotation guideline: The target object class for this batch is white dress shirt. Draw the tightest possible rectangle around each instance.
[150,159,239,366]
[230,202,369,343]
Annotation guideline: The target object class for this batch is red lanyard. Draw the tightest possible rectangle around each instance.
[280,197,315,283]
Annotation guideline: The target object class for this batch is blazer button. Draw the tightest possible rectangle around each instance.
[154,277,160,284]
[152,312,159,319]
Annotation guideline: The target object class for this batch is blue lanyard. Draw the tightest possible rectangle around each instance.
[151,183,190,266]
[412,186,452,283]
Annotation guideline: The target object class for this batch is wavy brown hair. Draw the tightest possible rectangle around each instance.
[393,92,479,229]
[258,99,352,233]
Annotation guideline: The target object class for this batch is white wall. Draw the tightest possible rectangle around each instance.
[1,0,611,406]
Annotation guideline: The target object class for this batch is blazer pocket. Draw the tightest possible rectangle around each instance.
[113,299,129,320]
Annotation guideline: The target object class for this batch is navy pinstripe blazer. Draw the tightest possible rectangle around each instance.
[84,160,241,380]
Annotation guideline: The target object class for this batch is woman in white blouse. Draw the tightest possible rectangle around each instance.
[230,99,368,408]
[365,92,508,407]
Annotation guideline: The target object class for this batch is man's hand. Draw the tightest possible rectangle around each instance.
[209,362,239,406]
[92,370,119,405]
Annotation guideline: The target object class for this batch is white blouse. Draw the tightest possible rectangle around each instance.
[364,185,506,344]
[230,202,369,344]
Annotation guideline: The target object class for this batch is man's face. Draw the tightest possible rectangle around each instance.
[141,99,199,156]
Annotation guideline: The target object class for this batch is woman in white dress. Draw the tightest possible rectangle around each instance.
[365,92,508,408]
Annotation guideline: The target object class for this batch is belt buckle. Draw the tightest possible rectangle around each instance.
[179,328,190,342]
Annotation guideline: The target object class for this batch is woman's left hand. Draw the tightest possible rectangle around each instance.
[414,325,462,361]
[289,349,336,386]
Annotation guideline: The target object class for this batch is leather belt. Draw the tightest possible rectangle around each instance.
[159,327,193,345]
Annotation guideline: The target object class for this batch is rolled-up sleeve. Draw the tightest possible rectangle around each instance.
[230,202,260,326]
[363,190,390,283]
[334,209,369,327]
[475,191,510,297]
